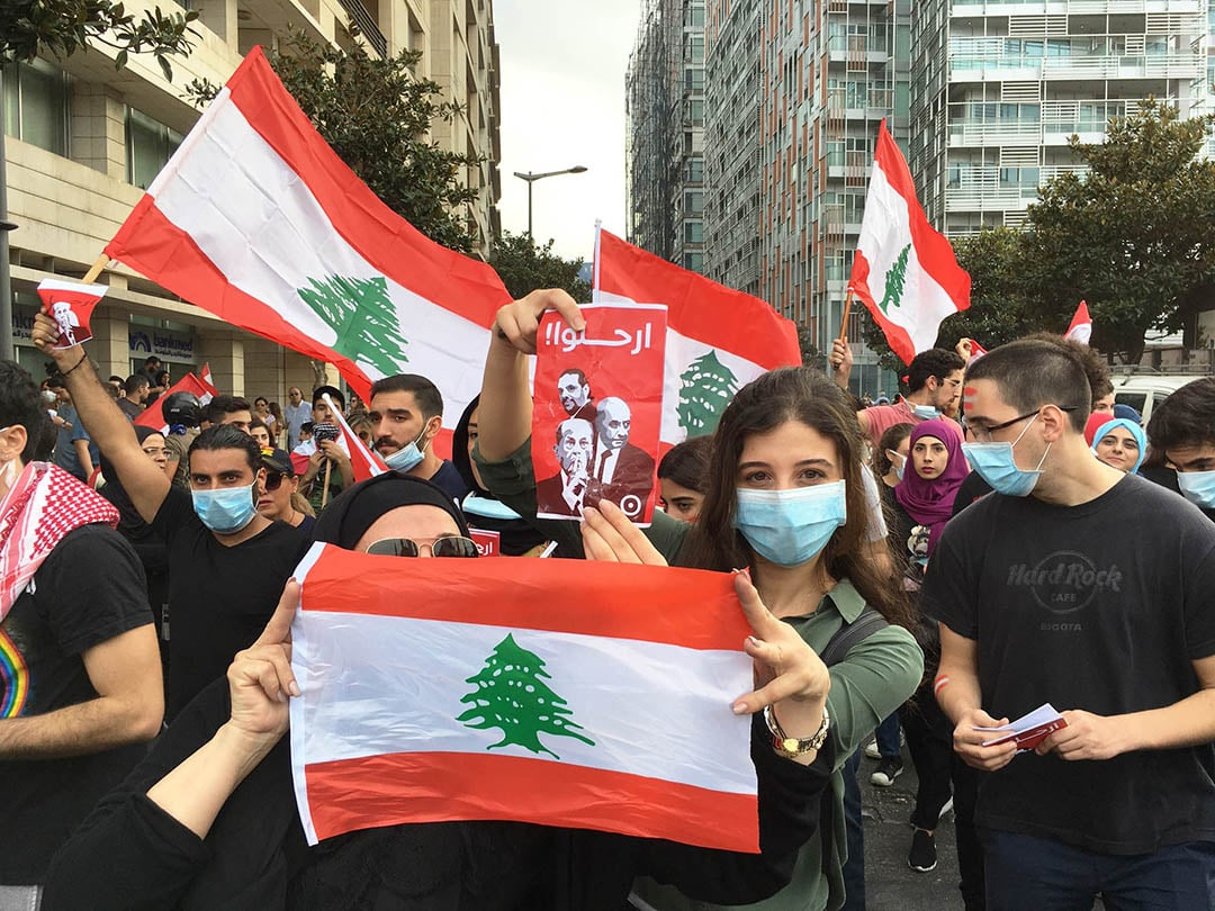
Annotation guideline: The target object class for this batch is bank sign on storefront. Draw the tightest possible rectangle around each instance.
[129,326,195,364]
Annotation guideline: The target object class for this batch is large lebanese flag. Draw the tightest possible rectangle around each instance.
[593,227,801,444]
[134,373,216,432]
[104,46,509,437]
[850,121,971,365]
[290,543,758,851]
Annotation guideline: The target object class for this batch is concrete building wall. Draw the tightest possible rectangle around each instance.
[4,0,499,396]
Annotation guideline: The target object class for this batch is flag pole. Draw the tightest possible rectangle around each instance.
[838,288,854,341]
[81,254,110,285]
[591,220,602,302]
[321,460,332,509]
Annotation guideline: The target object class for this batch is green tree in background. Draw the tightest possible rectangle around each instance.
[489,231,590,301]
[2,0,199,79]
[188,33,481,253]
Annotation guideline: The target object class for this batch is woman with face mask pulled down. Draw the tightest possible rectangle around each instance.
[475,290,925,911]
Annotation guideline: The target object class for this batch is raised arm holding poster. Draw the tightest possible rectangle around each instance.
[532,305,667,525]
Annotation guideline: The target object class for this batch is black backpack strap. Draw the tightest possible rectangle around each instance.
[818,605,889,667]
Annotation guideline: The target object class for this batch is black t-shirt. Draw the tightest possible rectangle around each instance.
[0,524,154,884]
[952,471,992,517]
[152,488,307,718]
[922,474,1215,853]
[427,460,470,503]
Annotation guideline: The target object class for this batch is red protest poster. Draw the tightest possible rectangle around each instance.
[37,279,108,350]
[532,304,667,525]
[468,528,501,557]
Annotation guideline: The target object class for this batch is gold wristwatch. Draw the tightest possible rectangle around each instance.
[764,703,830,759]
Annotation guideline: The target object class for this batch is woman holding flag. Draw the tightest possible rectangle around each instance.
[477,289,924,911]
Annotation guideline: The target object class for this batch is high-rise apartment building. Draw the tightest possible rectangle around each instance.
[753,0,910,393]
[910,1,1210,236]
[3,0,499,393]
[626,0,706,273]
[704,0,762,297]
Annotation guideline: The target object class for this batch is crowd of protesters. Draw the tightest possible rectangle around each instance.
[0,289,1210,911]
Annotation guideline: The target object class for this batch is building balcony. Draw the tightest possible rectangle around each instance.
[951,0,1204,13]
[950,52,1204,82]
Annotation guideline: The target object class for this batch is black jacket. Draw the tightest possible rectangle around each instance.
[43,678,833,911]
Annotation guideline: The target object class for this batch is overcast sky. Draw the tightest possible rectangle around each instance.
[493,1,642,264]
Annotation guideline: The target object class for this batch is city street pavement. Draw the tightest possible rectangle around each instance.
[855,750,964,911]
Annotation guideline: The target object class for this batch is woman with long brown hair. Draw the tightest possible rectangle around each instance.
[476,290,924,911]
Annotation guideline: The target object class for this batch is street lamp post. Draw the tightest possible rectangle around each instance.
[512,166,588,237]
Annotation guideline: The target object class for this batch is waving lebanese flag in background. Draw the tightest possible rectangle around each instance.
[1065,300,1093,345]
[290,543,758,851]
[850,121,971,365]
[104,47,509,449]
[319,393,387,483]
[593,227,801,446]
[135,372,216,432]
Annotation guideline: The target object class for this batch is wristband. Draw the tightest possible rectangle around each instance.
[933,674,950,696]
[62,353,88,377]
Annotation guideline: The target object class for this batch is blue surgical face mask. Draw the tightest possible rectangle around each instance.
[1176,469,1215,510]
[961,414,1049,498]
[734,480,847,567]
[462,492,522,521]
[191,483,257,534]
[384,428,428,472]
[912,404,941,421]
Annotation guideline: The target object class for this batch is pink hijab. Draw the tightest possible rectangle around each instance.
[895,419,969,556]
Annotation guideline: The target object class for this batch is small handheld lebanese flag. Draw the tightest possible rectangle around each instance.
[850,121,971,365]
[104,46,509,452]
[135,373,215,432]
[1065,301,1092,345]
[593,227,800,445]
[320,393,387,483]
[199,362,215,389]
[289,543,758,851]
[37,279,107,350]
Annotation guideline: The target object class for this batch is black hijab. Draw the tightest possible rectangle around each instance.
[100,426,167,562]
[311,473,471,548]
[449,395,548,557]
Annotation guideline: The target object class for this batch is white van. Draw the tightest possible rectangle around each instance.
[1109,374,1208,424]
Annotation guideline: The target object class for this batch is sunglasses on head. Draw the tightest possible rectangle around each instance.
[366,536,480,558]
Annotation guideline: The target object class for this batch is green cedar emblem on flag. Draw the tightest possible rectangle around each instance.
[457,633,595,760]
[677,350,739,438]
[297,274,409,377]
[877,244,911,315]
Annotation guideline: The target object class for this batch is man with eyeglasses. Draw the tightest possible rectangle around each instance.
[31,314,309,721]
[922,338,1215,910]
[831,345,965,448]
[282,387,312,452]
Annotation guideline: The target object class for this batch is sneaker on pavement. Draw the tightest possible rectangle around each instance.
[864,739,882,760]
[908,827,938,872]
[869,757,903,787]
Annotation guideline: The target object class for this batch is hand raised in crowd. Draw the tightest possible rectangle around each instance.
[30,312,79,365]
[828,337,853,383]
[952,707,1018,772]
[318,439,350,466]
[225,579,300,748]
[493,288,586,355]
[731,570,832,762]
[1035,709,1126,762]
[955,337,975,362]
[581,500,668,565]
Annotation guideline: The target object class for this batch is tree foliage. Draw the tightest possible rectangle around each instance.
[2,0,199,81]
[188,33,481,253]
[860,99,1215,368]
[489,231,590,301]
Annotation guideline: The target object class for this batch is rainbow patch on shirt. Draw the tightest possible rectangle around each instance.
[0,627,29,718]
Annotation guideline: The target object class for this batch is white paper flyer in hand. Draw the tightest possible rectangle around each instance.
[974,703,1067,751]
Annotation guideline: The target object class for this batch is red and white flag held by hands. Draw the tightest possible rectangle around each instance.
[592,227,800,445]
[37,279,107,350]
[199,362,215,390]
[289,544,759,852]
[1065,301,1092,345]
[134,373,215,432]
[850,121,971,365]
[320,393,386,483]
[103,46,509,454]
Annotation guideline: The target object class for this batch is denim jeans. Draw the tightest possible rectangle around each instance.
[982,829,1215,911]
[873,711,901,758]
[841,750,866,911]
